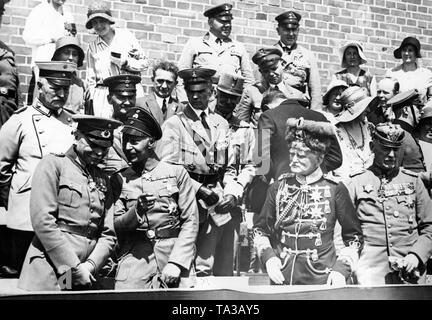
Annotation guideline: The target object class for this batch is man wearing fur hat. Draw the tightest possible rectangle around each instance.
[253,117,363,285]
[345,123,432,285]
[274,11,322,110]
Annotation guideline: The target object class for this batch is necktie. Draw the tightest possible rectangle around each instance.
[201,111,210,132]
[216,38,222,46]
[162,98,167,114]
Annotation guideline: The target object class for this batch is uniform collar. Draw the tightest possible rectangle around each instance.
[296,167,323,185]
[279,40,298,52]
[33,100,63,117]
[369,165,400,181]
[190,104,210,119]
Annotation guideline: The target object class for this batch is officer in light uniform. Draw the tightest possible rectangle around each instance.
[254,117,363,285]
[112,107,198,289]
[345,123,432,285]
[156,67,232,276]
[18,115,122,291]
[274,11,322,111]
[97,74,141,176]
[0,61,77,274]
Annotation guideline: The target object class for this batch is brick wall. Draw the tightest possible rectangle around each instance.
[1,0,432,96]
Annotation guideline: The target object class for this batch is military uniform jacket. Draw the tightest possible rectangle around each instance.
[156,104,230,192]
[223,115,256,200]
[257,100,342,180]
[178,32,254,86]
[136,90,183,126]
[254,170,363,285]
[344,168,432,285]
[18,147,116,291]
[0,102,75,231]
[111,161,198,287]
[274,42,322,110]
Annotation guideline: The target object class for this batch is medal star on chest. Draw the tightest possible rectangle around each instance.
[363,184,374,193]
[309,189,322,202]
[308,205,323,219]
[405,197,415,209]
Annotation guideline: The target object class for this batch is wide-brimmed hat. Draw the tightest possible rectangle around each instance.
[393,36,422,59]
[52,36,84,68]
[339,41,367,68]
[334,86,378,123]
[322,79,349,106]
[85,2,115,29]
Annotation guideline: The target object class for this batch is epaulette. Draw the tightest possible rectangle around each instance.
[323,173,339,184]
[401,167,419,178]
[278,172,294,181]
[13,106,28,114]
[349,169,366,178]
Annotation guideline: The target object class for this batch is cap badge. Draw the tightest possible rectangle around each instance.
[101,130,111,138]
[132,113,139,119]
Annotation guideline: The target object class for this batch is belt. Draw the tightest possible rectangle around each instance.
[136,227,180,240]
[188,172,220,185]
[0,87,16,99]
[57,222,100,240]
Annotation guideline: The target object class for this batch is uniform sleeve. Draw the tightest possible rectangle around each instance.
[253,182,278,265]
[168,166,199,270]
[111,173,142,232]
[178,38,196,71]
[409,177,432,265]
[30,156,81,273]
[233,85,262,123]
[238,43,255,86]
[322,126,343,173]
[124,30,150,72]
[332,182,364,278]
[86,175,117,271]
[256,111,275,177]
[307,51,322,111]
[0,114,21,207]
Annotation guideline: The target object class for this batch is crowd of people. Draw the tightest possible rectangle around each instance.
[0,0,432,291]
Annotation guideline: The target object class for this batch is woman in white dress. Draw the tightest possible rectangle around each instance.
[85,2,149,118]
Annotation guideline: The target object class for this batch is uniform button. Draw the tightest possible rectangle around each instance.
[388,234,392,238]
[393,211,399,218]
[90,209,94,213]
[388,224,391,228]
[91,199,95,203]
[67,117,71,122]
[38,130,44,134]
[389,244,393,247]
[35,118,40,121]
[42,144,47,148]
[385,206,390,210]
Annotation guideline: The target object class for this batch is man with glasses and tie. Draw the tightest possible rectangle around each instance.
[156,67,234,276]
[137,60,183,125]
[274,11,322,111]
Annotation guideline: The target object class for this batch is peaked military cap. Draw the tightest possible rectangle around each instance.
[178,67,216,91]
[275,11,301,27]
[122,107,162,140]
[252,48,282,69]
[217,73,245,97]
[35,61,77,86]
[373,122,405,148]
[203,3,233,21]
[387,89,422,110]
[420,100,432,121]
[73,115,122,147]
[103,74,141,96]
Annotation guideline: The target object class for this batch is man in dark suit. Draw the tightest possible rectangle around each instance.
[137,60,183,125]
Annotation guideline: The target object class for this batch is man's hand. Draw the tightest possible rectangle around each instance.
[161,263,181,287]
[326,271,346,286]
[403,253,420,273]
[265,257,285,285]
[196,185,219,206]
[72,263,96,287]
[136,193,157,216]
[214,194,237,214]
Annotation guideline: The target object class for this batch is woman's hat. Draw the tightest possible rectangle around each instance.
[393,36,422,59]
[52,36,84,68]
[334,86,378,123]
[339,41,367,68]
[322,79,349,106]
[85,2,115,29]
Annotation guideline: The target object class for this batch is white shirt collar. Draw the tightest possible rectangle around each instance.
[296,167,323,185]
[154,95,166,110]
[190,104,209,119]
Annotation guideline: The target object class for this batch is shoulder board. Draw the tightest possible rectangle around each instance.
[323,173,339,184]
[278,173,294,181]
[13,106,28,114]
[401,168,419,178]
[62,107,76,115]
[113,165,129,175]
[349,169,366,178]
